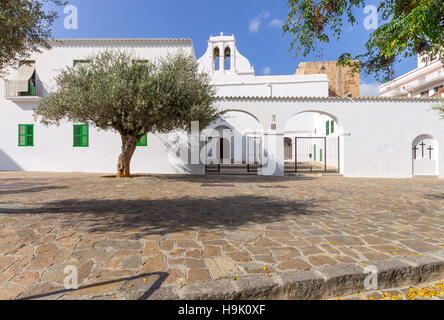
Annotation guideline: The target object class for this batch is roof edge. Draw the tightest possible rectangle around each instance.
[216,95,443,101]
[50,38,193,44]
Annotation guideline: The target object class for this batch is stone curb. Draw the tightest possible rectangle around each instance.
[143,251,444,300]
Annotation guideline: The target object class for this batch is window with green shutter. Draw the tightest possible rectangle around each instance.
[73,125,89,147]
[137,133,148,147]
[314,144,317,161]
[320,148,323,162]
[18,124,34,147]
[331,120,334,134]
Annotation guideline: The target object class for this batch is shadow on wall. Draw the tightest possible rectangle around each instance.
[0,149,23,171]
[0,195,327,236]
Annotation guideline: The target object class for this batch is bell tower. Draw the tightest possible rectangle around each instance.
[197,33,254,77]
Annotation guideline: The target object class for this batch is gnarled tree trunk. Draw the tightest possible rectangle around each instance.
[117,134,138,178]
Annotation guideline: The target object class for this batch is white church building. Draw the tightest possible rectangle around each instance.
[0,34,443,178]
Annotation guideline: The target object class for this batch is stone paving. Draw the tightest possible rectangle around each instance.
[0,171,443,300]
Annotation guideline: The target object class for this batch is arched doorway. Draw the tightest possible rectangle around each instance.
[412,135,439,176]
[283,111,340,173]
[203,110,263,174]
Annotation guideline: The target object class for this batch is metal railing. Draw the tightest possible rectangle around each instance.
[4,79,44,97]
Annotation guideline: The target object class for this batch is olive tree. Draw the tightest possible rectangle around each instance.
[0,0,66,76]
[34,50,220,177]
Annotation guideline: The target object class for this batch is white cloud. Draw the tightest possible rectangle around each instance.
[268,18,283,28]
[360,82,381,96]
[248,11,270,33]
[263,66,271,75]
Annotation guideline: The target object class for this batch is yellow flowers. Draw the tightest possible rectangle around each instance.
[234,276,239,280]
[143,278,147,282]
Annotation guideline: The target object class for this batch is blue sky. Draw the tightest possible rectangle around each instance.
[48,0,418,95]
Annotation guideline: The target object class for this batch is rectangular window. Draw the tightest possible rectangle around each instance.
[320,149,323,162]
[18,124,34,147]
[326,121,330,136]
[314,144,317,161]
[137,133,148,147]
[73,60,91,67]
[331,120,334,134]
[73,125,89,147]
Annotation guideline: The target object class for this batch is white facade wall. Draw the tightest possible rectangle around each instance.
[1,35,443,179]
[0,39,204,175]
[214,97,444,178]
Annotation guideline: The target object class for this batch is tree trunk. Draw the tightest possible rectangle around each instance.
[117,134,138,178]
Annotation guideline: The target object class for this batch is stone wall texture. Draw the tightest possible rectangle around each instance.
[296,61,360,97]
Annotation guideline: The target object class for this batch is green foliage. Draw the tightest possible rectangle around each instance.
[35,49,220,177]
[34,49,219,136]
[432,98,444,119]
[283,0,444,82]
[0,0,66,76]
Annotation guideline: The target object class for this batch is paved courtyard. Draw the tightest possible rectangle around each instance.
[0,171,443,300]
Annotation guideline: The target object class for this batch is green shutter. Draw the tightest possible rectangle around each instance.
[18,124,34,147]
[326,121,330,136]
[320,149,323,162]
[331,121,334,134]
[73,125,89,147]
[314,144,317,161]
[137,133,148,147]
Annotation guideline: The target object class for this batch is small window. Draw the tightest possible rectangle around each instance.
[18,124,34,147]
[331,120,334,134]
[73,124,89,147]
[137,133,148,147]
[326,121,330,136]
[73,60,91,67]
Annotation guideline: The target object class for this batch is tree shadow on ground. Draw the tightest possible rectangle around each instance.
[0,185,69,196]
[19,272,168,300]
[423,193,444,200]
[102,174,317,184]
[0,195,327,237]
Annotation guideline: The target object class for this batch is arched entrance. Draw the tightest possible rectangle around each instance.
[283,111,340,173]
[203,110,263,174]
[412,135,439,176]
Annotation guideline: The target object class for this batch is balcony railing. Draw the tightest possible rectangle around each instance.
[406,69,444,91]
[4,79,44,98]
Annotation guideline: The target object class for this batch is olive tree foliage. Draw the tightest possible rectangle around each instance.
[432,99,444,119]
[34,50,220,177]
[0,0,66,76]
[283,0,444,82]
